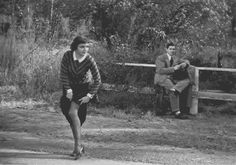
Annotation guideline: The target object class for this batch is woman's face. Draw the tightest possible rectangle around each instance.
[75,43,89,56]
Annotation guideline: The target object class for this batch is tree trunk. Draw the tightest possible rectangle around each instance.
[50,0,54,23]
[128,12,137,42]
[232,2,236,37]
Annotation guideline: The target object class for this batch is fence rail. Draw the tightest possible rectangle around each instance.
[190,67,236,114]
[116,63,236,114]
[116,62,156,68]
[197,67,236,72]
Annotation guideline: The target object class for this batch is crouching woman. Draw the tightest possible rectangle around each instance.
[60,36,101,160]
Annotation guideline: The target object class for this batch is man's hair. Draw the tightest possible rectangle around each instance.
[70,36,88,51]
[166,42,175,49]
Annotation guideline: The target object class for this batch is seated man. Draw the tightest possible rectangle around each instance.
[154,42,192,119]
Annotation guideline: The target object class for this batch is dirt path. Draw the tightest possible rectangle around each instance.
[0,100,236,165]
[0,148,156,165]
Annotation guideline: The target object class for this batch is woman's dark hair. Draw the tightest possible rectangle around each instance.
[70,36,88,51]
[166,42,175,49]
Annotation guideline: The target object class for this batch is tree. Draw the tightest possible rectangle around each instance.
[231,2,236,37]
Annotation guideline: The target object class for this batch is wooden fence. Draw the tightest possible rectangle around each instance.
[116,63,236,114]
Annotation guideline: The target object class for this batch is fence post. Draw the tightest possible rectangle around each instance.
[190,67,199,115]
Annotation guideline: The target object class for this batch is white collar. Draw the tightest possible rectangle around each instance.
[73,52,88,63]
[166,53,171,61]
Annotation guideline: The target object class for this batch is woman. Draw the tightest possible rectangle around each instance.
[60,36,101,160]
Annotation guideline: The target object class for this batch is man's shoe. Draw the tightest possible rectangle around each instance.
[169,88,180,96]
[174,111,189,119]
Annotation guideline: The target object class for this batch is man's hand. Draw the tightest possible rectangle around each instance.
[174,64,181,70]
[79,96,90,104]
[180,62,190,70]
[66,89,73,100]
[179,62,187,68]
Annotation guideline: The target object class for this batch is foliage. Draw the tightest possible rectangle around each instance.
[0,0,236,102]
[0,35,17,74]
[1,0,233,50]
[0,37,64,97]
[97,90,154,112]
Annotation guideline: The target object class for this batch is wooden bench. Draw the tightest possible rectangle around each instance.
[117,63,236,114]
[154,84,170,115]
[190,67,236,114]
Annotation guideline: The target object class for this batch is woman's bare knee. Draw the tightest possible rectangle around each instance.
[69,110,77,118]
[69,102,79,118]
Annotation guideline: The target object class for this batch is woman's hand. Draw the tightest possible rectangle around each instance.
[79,96,90,104]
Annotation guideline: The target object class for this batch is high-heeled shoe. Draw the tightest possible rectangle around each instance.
[74,145,85,160]
[69,151,76,157]
[80,145,85,154]
[74,152,81,160]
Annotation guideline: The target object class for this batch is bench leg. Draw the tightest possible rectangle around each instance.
[190,96,198,115]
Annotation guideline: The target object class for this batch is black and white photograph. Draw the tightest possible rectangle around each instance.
[0,0,236,164]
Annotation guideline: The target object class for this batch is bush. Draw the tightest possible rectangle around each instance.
[0,36,65,98]
[0,34,18,74]
[97,90,155,114]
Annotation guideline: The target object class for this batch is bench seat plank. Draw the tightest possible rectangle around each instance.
[196,91,236,101]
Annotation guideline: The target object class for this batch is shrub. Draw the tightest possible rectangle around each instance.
[97,90,155,114]
[0,36,65,98]
[0,34,18,75]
